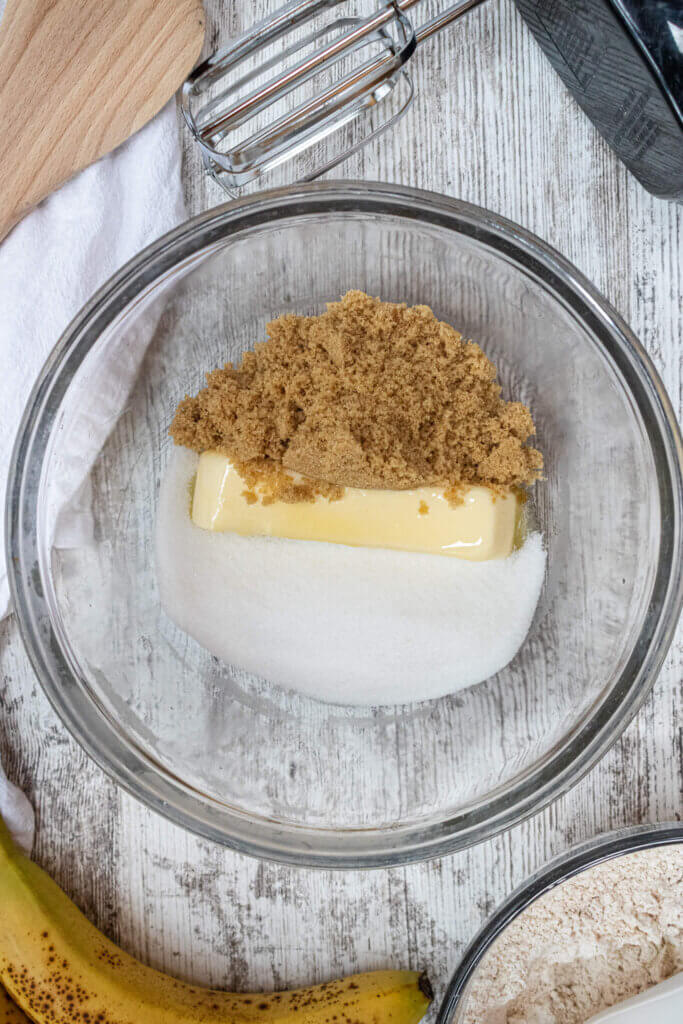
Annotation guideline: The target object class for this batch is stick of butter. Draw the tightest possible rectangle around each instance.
[191,452,520,561]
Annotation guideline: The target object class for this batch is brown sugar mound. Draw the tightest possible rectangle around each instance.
[171,291,543,494]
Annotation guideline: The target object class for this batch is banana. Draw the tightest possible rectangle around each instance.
[0,818,432,1024]
[1,987,30,1024]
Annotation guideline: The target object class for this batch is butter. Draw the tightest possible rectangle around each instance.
[191,452,521,561]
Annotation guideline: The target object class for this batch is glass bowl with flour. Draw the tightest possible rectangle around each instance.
[438,823,683,1024]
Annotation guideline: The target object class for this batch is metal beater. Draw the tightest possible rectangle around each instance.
[181,0,485,195]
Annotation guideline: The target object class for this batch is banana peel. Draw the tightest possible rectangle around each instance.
[0,818,432,1024]
[1,987,30,1024]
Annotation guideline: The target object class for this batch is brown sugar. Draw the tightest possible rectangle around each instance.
[234,458,344,506]
[171,291,543,498]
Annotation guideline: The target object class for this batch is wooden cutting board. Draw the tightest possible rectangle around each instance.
[0,0,205,242]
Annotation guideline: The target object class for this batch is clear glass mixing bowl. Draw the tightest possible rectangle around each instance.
[437,822,683,1023]
[7,182,682,867]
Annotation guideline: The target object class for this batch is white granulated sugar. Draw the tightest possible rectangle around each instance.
[155,449,546,705]
[464,845,683,1024]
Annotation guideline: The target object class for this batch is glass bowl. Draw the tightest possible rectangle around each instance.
[7,182,682,867]
[437,822,683,1023]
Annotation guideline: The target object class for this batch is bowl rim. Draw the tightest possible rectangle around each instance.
[436,821,683,1023]
[6,180,683,868]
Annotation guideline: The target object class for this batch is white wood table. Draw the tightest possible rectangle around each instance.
[1,0,681,1009]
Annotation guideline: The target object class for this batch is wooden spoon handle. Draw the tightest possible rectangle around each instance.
[0,0,204,243]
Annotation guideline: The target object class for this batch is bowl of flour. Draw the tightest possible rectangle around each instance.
[438,823,683,1024]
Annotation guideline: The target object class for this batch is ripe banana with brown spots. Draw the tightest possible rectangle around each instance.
[1,988,29,1024]
[0,818,432,1024]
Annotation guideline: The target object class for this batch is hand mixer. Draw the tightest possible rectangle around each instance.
[182,0,683,200]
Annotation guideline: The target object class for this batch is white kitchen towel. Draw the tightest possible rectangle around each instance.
[0,759,34,854]
[0,99,187,618]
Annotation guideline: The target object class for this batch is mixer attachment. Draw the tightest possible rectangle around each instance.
[181,0,419,196]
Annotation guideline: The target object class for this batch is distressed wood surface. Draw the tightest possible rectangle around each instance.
[1,0,681,1011]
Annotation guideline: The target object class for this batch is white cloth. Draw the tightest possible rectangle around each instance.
[0,760,34,854]
[0,99,186,617]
